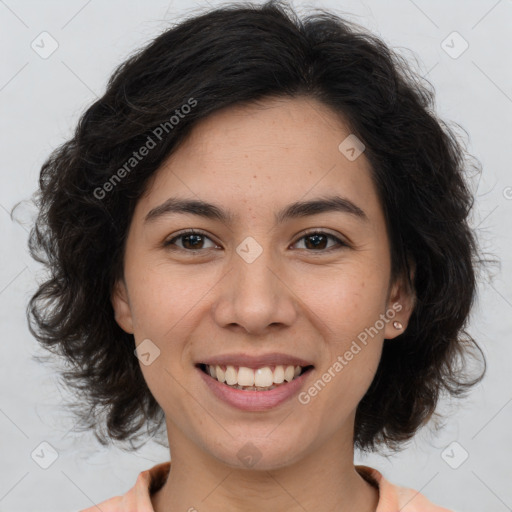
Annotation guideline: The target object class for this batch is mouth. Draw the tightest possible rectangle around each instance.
[196,361,315,411]
[196,363,315,392]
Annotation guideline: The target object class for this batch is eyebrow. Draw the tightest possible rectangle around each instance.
[144,195,369,225]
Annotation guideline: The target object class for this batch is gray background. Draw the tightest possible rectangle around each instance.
[1,0,511,510]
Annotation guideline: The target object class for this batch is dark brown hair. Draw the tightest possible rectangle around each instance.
[26,0,491,453]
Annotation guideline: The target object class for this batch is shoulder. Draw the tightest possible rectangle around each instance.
[79,495,123,512]
[78,462,170,512]
[355,465,455,512]
[79,462,456,512]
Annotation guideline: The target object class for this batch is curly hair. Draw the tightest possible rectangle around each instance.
[26,0,490,453]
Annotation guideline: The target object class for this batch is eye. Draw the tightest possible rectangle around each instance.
[163,229,348,254]
[292,230,347,252]
[163,229,219,252]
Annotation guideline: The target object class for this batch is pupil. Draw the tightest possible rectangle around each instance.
[184,234,202,249]
[305,234,326,250]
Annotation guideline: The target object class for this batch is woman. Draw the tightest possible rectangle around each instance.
[27,1,486,510]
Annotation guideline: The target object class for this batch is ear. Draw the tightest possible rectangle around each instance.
[383,258,416,340]
[111,278,134,334]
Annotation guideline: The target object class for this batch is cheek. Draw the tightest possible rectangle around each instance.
[305,272,386,399]
[304,268,388,338]
[320,347,382,430]
[126,262,201,338]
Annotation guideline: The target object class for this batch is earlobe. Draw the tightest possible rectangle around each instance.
[384,262,416,340]
[111,279,134,334]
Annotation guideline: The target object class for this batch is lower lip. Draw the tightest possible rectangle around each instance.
[197,366,314,411]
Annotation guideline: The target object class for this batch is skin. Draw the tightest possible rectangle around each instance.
[112,95,415,512]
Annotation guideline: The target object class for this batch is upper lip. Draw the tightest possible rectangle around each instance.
[198,352,314,369]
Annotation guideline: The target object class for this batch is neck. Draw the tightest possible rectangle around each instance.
[151,424,379,512]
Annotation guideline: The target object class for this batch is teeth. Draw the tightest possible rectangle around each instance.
[216,366,225,383]
[205,364,306,389]
[284,365,295,382]
[255,367,273,387]
[273,365,285,384]
[225,365,237,385]
[238,366,255,386]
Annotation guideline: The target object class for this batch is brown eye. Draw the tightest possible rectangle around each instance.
[164,230,218,251]
[293,231,347,252]
[163,229,347,254]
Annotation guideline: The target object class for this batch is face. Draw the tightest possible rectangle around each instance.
[112,96,414,470]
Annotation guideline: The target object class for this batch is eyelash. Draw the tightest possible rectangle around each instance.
[163,229,348,254]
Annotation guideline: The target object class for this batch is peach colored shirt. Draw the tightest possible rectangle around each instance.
[79,461,454,511]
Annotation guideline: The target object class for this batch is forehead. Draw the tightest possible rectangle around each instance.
[137,96,382,225]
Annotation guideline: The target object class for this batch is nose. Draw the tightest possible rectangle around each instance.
[211,244,299,335]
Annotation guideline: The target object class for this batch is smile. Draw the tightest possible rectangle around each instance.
[199,363,312,390]
[196,363,315,411]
